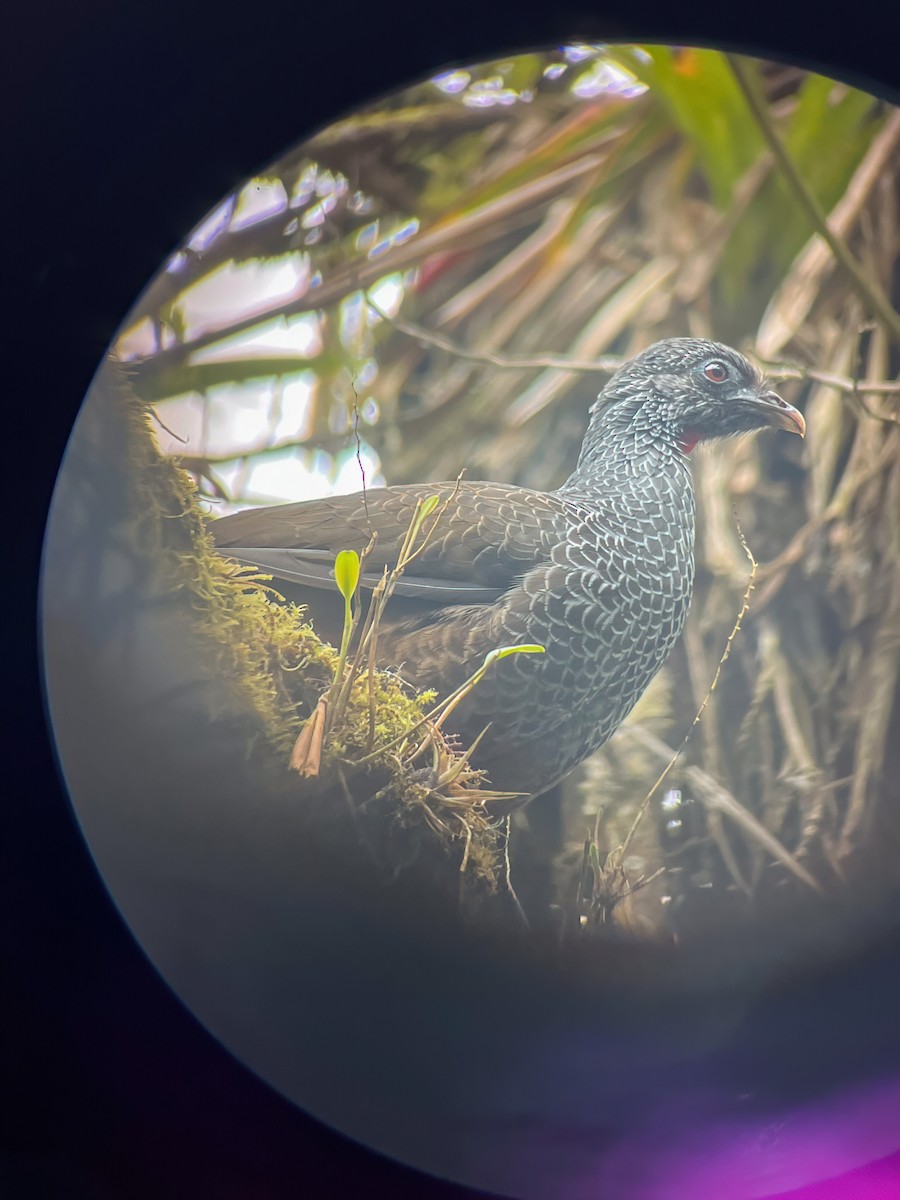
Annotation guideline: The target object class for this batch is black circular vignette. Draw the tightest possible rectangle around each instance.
[7,0,900,1196]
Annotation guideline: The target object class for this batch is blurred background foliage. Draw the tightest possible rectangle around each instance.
[120,44,900,937]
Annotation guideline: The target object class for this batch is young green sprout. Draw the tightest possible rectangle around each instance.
[429,644,546,732]
[333,549,360,677]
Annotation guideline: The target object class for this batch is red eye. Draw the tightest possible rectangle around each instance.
[704,361,729,383]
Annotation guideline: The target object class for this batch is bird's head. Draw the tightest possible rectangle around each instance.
[593,338,806,453]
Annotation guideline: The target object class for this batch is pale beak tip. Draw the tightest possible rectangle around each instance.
[761,390,806,438]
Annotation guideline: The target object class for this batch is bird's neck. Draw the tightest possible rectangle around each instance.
[558,409,694,502]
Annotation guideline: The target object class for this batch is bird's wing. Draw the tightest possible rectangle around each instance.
[210,481,569,603]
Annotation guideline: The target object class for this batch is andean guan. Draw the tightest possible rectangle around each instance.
[211,338,805,804]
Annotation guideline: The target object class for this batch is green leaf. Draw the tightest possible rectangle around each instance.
[334,550,360,601]
[608,46,764,208]
[404,493,443,552]
[483,643,546,668]
[718,73,881,317]
[784,76,878,215]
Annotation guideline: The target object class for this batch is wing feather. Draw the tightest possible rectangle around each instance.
[211,481,571,601]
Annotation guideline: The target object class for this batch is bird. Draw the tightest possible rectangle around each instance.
[211,338,805,804]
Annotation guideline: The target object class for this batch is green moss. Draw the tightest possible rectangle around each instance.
[122,382,503,891]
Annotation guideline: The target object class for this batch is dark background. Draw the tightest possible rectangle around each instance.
[7,0,900,1196]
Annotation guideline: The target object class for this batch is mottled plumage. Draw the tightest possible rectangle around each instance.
[212,338,804,801]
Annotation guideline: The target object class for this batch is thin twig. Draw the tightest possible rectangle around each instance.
[145,402,188,443]
[502,815,530,930]
[620,725,822,894]
[457,815,473,876]
[753,437,899,609]
[616,513,758,862]
[765,364,900,400]
[365,298,900,401]
[350,371,371,521]
[365,296,623,374]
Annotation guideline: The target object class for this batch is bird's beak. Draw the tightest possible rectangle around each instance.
[746,389,806,438]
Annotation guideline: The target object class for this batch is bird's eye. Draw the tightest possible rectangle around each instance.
[703,361,729,384]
